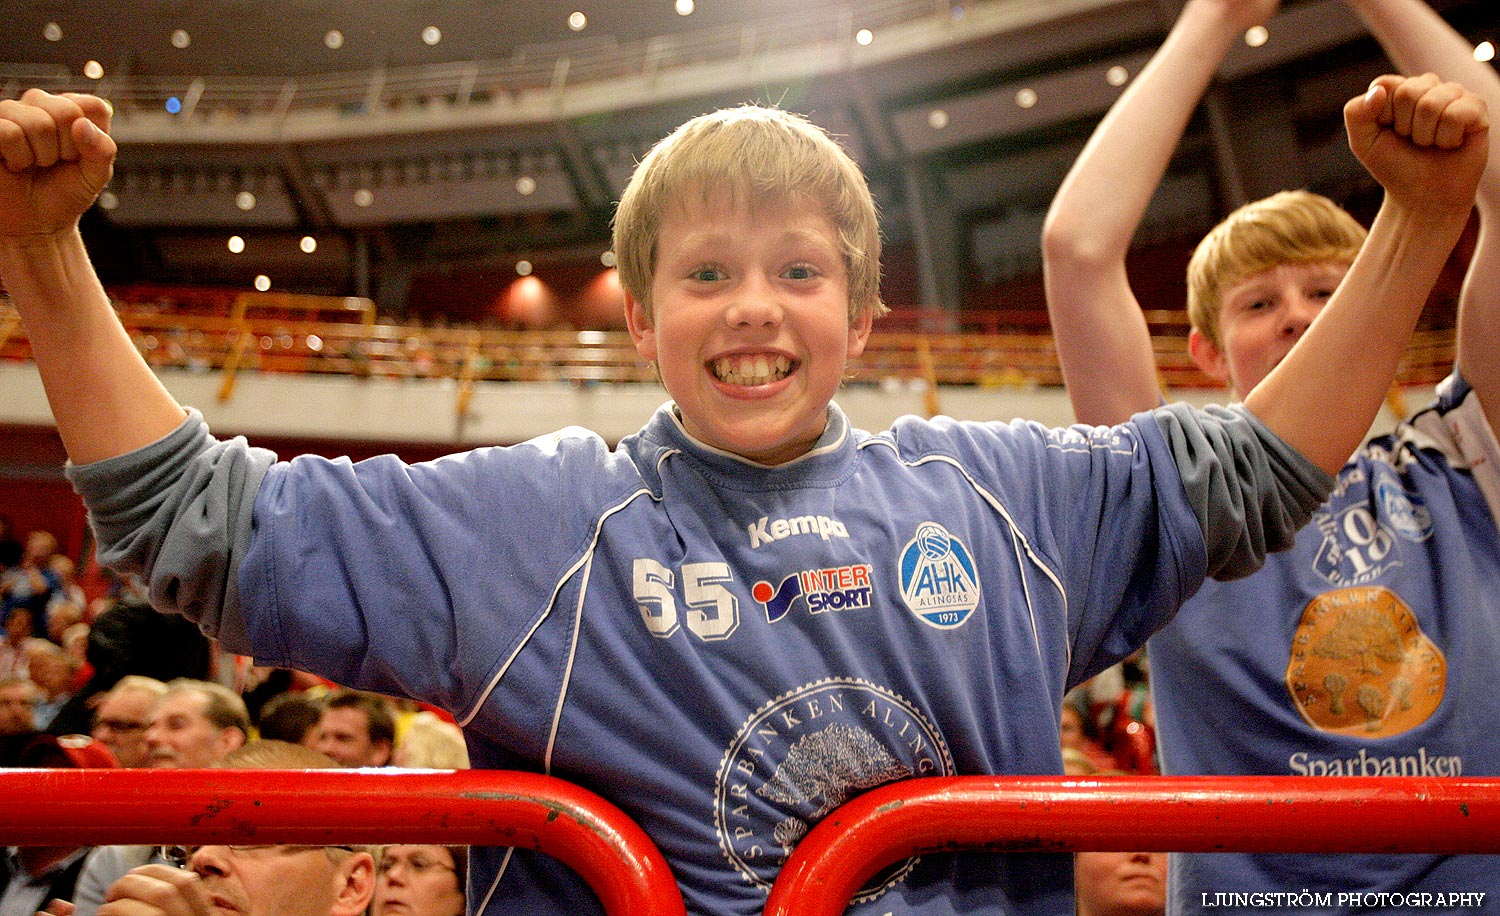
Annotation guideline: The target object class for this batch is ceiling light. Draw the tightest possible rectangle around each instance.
[83,60,104,80]
[675,0,694,14]
[928,109,949,130]
[300,236,318,253]
[568,12,587,31]
[1015,88,1038,109]
[1245,26,1269,48]
[856,29,874,46]
[43,22,63,42]
[516,176,537,196]
[171,29,191,49]
[98,191,119,210]
[228,236,245,254]
[325,30,344,50]
[235,191,257,211]
[422,26,442,46]
[353,188,374,207]
[1106,65,1129,87]
[516,260,534,276]
[254,274,272,292]
[601,250,617,267]
[1477,41,1496,64]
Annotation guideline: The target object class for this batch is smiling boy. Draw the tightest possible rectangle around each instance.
[0,77,1487,916]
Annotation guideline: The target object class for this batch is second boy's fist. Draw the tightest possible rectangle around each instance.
[1345,72,1489,216]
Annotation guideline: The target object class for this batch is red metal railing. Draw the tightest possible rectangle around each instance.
[765,775,1500,916]
[8,770,1500,915]
[0,768,686,916]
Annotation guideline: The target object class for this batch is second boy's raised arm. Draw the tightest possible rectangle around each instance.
[1348,0,1500,435]
[1042,0,1279,426]
[1242,73,1486,473]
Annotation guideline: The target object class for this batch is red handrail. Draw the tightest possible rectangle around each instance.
[0,768,686,916]
[764,775,1500,916]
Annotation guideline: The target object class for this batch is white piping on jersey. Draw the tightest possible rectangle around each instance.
[471,847,516,916]
[543,546,595,773]
[457,486,657,728]
[858,438,1069,670]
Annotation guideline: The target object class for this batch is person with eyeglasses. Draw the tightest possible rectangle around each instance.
[88,675,166,769]
[371,846,466,916]
[40,742,374,916]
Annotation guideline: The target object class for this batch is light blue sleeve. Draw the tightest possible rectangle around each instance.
[66,409,274,654]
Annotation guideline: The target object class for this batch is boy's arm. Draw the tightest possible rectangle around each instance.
[1242,73,1488,473]
[0,90,187,465]
[1347,0,1500,434]
[1041,0,1279,426]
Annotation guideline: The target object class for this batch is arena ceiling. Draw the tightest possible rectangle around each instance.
[2,0,1497,319]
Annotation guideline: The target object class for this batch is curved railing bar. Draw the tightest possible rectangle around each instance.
[1,768,686,916]
[763,775,1500,916]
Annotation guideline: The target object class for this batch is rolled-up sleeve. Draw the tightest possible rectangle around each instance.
[1150,401,1334,581]
[66,408,275,654]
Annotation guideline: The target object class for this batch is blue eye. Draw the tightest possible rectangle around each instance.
[691,266,725,282]
[784,264,816,280]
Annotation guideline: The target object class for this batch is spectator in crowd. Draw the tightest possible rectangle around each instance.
[0,735,117,916]
[1074,850,1168,916]
[254,689,325,746]
[372,846,467,916]
[69,679,253,916]
[1042,0,1500,908]
[0,675,39,765]
[28,641,80,730]
[143,678,250,768]
[89,675,167,768]
[48,741,375,916]
[1061,755,1167,916]
[314,691,395,768]
[392,711,469,770]
[0,608,36,681]
[1,530,63,632]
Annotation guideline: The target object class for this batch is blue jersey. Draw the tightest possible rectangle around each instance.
[73,400,1327,916]
[1151,374,1500,914]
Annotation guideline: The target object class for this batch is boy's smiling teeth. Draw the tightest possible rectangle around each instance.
[711,354,793,385]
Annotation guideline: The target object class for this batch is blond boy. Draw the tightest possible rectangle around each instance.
[0,70,1485,915]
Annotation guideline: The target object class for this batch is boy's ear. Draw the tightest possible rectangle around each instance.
[846,308,874,358]
[1187,328,1231,386]
[624,291,657,361]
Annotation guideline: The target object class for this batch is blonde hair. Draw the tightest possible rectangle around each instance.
[1186,190,1366,348]
[612,104,885,323]
[394,711,470,770]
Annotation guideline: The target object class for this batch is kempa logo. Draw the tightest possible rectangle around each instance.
[747,514,849,549]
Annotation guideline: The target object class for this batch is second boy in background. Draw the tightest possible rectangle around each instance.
[1043,0,1500,911]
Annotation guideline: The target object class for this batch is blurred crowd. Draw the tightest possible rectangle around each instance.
[0,515,473,916]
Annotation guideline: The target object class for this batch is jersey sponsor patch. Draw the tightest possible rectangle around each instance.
[714,678,954,904]
[898,522,981,629]
[1312,473,1432,586]
[753,565,874,623]
[1285,586,1446,737]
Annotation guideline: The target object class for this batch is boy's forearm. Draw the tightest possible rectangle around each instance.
[1242,197,1472,473]
[0,228,186,465]
[1042,0,1252,424]
[1347,0,1500,432]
